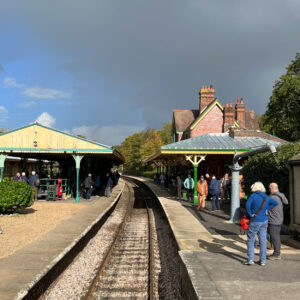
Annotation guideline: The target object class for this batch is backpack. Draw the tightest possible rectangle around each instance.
[34,177,40,187]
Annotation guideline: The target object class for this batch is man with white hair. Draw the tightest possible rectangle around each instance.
[268,182,288,260]
[28,171,40,201]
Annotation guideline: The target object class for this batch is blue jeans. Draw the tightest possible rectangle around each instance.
[85,188,92,199]
[211,195,220,210]
[247,220,268,262]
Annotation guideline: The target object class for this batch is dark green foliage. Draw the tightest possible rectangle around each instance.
[262,53,300,141]
[116,122,173,171]
[242,142,300,223]
[0,178,34,213]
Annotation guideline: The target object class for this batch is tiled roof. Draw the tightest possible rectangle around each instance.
[161,133,284,150]
[173,109,198,131]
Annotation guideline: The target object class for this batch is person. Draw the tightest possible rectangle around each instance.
[20,172,28,183]
[115,170,120,185]
[159,173,166,190]
[244,182,278,266]
[105,173,113,197]
[209,175,221,211]
[220,173,229,203]
[28,171,40,201]
[13,172,21,182]
[267,183,288,260]
[184,174,194,203]
[94,175,100,195]
[84,174,93,200]
[176,174,182,200]
[205,173,211,201]
[197,175,208,211]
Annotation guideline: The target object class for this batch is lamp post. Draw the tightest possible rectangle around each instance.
[230,144,277,223]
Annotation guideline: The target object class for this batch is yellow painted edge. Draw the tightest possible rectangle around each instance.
[161,150,241,155]
[234,120,240,127]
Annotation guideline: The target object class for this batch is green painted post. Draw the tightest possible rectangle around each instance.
[72,155,84,203]
[193,164,198,204]
[0,154,8,182]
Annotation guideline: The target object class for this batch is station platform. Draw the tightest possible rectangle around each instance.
[0,180,125,300]
[133,176,300,300]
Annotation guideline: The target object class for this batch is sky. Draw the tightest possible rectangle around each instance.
[0,1,300,146]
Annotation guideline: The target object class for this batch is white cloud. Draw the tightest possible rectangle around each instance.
[0,106,8,122]
[71,124,144,146]
[35,112,56,127]
[23,87,70,99]
[18,101,37,108]
[3,77,24,88]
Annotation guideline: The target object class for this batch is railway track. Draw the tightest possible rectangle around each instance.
[86,179,156,299]
[42,178,181,300]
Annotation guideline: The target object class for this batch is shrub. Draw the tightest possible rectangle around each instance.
[242,142,300,224]
[0,178,34,213]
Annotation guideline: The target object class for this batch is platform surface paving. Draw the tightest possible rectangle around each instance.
[0,180,124,300]
[135,176,300,300]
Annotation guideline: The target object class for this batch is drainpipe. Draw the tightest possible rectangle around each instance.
[230,144,277,223]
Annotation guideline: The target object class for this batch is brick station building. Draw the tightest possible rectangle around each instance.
[172,85,260,142]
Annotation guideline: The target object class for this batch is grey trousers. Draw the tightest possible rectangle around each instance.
[177,186,182,200]
[268,224,281,256]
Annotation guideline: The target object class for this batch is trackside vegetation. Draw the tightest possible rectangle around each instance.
[0,178,34,213]
[242,142,300,224]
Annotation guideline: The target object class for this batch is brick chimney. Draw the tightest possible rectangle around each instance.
[235,97,246,128]
[199,85,215,112]
[223,103,235,132]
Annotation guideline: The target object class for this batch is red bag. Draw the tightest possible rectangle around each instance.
[240,215,250,231]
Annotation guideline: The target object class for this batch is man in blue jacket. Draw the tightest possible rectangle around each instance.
[244,182,278,266]
[209,175,221,211]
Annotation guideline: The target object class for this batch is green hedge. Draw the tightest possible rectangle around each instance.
[0,178,34,213]
[242,142,300,224]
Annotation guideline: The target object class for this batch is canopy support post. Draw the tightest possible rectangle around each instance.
[186,155,206,204]
[0,154,7,182]
[72,154,84,203]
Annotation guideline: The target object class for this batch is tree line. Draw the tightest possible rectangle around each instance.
[115,123,172,171]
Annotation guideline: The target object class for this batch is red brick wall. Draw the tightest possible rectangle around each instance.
[177,132,183,141]
[190,105,223,138]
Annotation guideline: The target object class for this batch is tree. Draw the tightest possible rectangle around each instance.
[160,123,173,144]
[262,53,300,141]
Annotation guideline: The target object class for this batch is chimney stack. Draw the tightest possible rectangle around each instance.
[223,102,235,132]
[199,85,215,112]
[235,97,246,128]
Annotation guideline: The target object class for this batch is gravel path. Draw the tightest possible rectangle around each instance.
[0,202,85,259]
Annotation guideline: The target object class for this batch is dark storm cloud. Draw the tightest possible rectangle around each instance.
[1,0,300,128]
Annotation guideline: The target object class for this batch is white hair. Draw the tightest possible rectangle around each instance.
[32,171,36,175]
[251,182,266,193]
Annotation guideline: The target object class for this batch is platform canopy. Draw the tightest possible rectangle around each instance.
[0,123,123,161]
[145,132,284,164]
[0,123,124,202]
[145,132,285,204]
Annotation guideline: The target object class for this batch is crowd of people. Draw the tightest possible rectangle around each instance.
[13,170,40,201]
[11,168,121,201]
[154,172,233,211]
[154,171,288,266]
[83,169,120,200]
